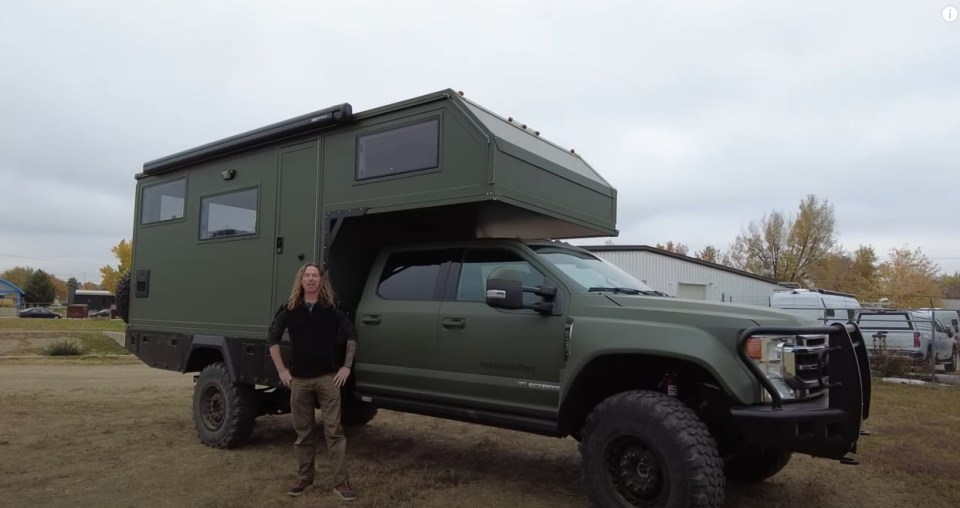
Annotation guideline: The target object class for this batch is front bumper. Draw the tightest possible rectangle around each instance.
[730,322,871,460]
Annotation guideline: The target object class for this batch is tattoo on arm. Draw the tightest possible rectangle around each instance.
[343,339,357,369]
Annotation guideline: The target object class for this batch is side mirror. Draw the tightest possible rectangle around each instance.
[485,268,557,315]
[485,268,524,310]
[948,329,955,339]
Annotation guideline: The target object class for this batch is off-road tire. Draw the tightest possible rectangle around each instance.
[193,362,257,448]
[724,445,792,483]
[579,390,724,508]
[115,273,130,324]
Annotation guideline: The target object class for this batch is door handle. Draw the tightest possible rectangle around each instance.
[361,315,381,325]
[441,317,465,330]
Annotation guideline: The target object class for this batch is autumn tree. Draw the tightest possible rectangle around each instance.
[875,246,943,308]
[694,245,722,264]
[939,272,960,299]
[728,195,837,283]
[24,270,56,304]
[808,245,881,300]
[655,241,689,256]
[50,275,68,303]
[1,266,35,290]
[82,282,101,290]
[100,239,132,294]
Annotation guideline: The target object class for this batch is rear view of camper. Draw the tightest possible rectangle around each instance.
[770,287,861,325]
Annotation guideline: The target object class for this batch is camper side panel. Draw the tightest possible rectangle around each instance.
[320,104,491,213]
[131,148,280,336]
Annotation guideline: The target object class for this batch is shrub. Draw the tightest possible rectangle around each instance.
[43,339,85,356]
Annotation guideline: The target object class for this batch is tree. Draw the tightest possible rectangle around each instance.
[728,195,837,283]
[100,239,132,294]
[694,245,722,264]
[939,272,960,299]
[807,245,881,300]
[50,275,68,303]
[0,266,35,290]
[24,270,56,304]
[655,241,689,256]
[876,246,943,308]
[82,282,101,290]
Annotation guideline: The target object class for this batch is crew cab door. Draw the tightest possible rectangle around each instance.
[435,246,566,419]
[354,248,459,396]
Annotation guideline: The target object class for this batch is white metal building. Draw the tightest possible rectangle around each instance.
[583,245,779,307]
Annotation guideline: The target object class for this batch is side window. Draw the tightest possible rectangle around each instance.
[847,309,857,320]
[199,188,258,240]
[378,249,458,301]
[824,309,836,318]
[456,248,545,306]
[140,178,185,224]
[356,118,439,181]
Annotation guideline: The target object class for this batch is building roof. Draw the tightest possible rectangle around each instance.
[581,244,779,284]
[0,278,25,295]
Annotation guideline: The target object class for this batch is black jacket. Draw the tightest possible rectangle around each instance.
[266,302,358,378]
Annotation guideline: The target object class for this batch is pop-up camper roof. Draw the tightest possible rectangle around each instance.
[140,89,618,240]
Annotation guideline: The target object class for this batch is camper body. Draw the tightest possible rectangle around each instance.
[770,288,862,325]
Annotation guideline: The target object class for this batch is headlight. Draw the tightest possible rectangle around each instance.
[744,335,828,403]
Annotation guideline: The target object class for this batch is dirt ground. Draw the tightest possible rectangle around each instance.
[0,361,955,508]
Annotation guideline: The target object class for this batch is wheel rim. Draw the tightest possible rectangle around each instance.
[199,385,226,431]
[605,436,666,505]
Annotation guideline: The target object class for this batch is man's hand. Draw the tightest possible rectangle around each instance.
[333,366,351,387]
[278,368,292,388]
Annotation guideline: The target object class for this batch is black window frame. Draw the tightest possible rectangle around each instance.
[376,248,459,301]
[355,117,440,182]
[140,177,186,225]
[198,186,260,241]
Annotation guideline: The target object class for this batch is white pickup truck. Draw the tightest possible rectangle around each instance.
[857,310,957,372]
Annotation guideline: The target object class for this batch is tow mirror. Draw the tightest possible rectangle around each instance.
[485,268,524,310]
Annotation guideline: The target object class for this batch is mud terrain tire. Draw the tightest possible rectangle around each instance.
[193,362,256,448]
[580,390,724,508]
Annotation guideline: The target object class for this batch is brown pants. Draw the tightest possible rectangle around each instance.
[290,374,348,486]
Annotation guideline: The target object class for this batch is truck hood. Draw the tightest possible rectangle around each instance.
[603,294,814,328]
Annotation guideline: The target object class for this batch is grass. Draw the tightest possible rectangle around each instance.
[42,339,85,356]
[0,317,126,332]
[0,331,129,357]
[863,382,960,501]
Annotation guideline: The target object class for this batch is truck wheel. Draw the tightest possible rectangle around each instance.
[193,362,256,448]
[724,445,792,483]
[946,349,957,373]
[579,391,724,508]
[115,273,130,324]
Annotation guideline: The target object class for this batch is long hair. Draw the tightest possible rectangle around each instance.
[286,263,337,310]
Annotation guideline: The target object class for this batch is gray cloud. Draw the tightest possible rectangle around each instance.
[2,0,958,284]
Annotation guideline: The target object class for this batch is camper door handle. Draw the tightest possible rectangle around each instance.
[361,315,381,325]
[276,237,284,254]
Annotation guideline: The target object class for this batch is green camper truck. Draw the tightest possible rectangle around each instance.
[122,89,871,507]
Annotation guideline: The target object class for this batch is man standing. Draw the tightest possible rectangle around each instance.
[267,263,358,501]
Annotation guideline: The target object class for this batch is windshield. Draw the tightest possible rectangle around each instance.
[532,247,660,294]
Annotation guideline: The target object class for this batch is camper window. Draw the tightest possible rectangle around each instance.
[140,178,186,224]
[199,188,259,240]
[356,117,439,181]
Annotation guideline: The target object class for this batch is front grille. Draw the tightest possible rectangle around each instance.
[785,335,829,397]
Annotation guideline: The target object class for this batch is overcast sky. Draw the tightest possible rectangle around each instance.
[1,1,958,286]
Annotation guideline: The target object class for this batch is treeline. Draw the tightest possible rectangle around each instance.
[2,239,131,305]
[652,195,956,308]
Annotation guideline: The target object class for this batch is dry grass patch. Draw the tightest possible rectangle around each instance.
[0,317,126,332]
